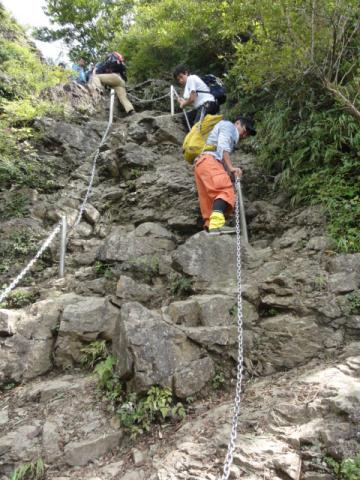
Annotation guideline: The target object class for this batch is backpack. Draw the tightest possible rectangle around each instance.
[182,114,223,164]
[96,51,127,81]
[197,74,227,105]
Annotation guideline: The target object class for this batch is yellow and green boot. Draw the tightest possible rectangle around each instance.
[208,211,236,235]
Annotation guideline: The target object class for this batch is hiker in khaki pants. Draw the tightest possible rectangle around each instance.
[89,52,135,115]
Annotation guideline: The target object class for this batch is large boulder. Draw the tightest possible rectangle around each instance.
[0,300,62,386]
[97,222,176,263]
[172,231,237,291]
[54,295,119,368]
[113,302,214,398]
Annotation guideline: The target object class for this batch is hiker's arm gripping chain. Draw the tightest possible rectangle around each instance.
[223,151,242,178]
[179,91,196,108]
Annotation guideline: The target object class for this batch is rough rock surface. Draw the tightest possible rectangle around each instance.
[0,88,359,479]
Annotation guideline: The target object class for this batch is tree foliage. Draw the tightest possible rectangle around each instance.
[34,0,135,62]
[0,4,68,190]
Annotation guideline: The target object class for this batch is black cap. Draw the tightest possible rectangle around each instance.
[235,115,256,136]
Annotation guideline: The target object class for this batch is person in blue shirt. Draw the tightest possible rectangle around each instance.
[71,57,87,84]
[194,116,256,233]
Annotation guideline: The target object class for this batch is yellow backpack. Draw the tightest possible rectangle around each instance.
[182,114,223,164]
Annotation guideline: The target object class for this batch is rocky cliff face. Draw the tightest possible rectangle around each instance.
[0,86,359,480]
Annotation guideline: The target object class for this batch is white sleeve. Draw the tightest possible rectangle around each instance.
[186,76,197,94]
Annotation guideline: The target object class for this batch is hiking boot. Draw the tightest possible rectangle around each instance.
[208,226,236,235]
[208,211,225,231]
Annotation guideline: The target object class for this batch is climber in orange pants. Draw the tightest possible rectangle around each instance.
[194,116,256,233]
[194,154,236,229]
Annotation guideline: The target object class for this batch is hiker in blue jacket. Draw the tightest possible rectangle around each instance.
[71,57,87,85]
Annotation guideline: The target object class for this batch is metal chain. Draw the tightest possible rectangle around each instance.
[218,177,244,480]
[127,91,170,104]
[0,222,62,304]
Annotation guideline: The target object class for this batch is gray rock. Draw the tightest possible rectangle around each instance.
[132,448,147,466]
[0,310,19,337]
[97,222,175,263]
[257,315,339,369]
[173,357,215,398]
[306,235,331,251]
[165,298,201,327]
[328,272,358,294]
[24,376,91,402]
[172,232,236,291]
[83,204,101,225]
[273,227,308,249]
[326,253,360,274]
[183,326,238,349]
[64,432,122,466]
[119,471,145,480]
[113,302,213,397]
[42,421,62,462]
[116,275,153,303]
[54,295,119,367]
[0,300,62,386]
[0,408,8,426]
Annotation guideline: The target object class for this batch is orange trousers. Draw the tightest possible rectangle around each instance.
[194,154,235,228]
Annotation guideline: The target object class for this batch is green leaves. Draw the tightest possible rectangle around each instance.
[117,386,186,438]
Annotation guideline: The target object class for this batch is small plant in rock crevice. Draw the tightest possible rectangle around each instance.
[10,458,45,480]
[95,354,122,403]
[212,370,226,390]
[91,351,187,438]
[94,261,114,279]
[0,289,37,309]
[80,339,109,369]
[169,272,193,297]
[346,291,360,315]
[325,453,360,480]
[0,193,28,220]
[126,255,160,284]
[117,386,186,438]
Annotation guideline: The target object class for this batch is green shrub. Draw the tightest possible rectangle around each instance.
[0,19,68,191]
[0,289,37,309]
[212,370,225,390]
[169,272,193,297]
[10,458,45,480]
[117,386,186,438]
[94,261,114,279]
[346,291,360,315]
[94,355,122,403]
[326,453,360,480]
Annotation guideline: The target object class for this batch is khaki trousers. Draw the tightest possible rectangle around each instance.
[90,73,134,113]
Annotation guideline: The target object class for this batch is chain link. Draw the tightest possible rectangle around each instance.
[0,223,62,304]
[218,177,244,480]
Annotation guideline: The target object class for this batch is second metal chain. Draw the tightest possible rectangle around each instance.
[218,177,244,480]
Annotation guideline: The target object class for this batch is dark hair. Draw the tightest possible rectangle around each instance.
[173,64,188,79]
[235,115,256,136]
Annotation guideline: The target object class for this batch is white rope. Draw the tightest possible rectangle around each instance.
[127,91,170,104]
[0,223,61,304]
[0,90,116,303]
[69,90,115,231]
